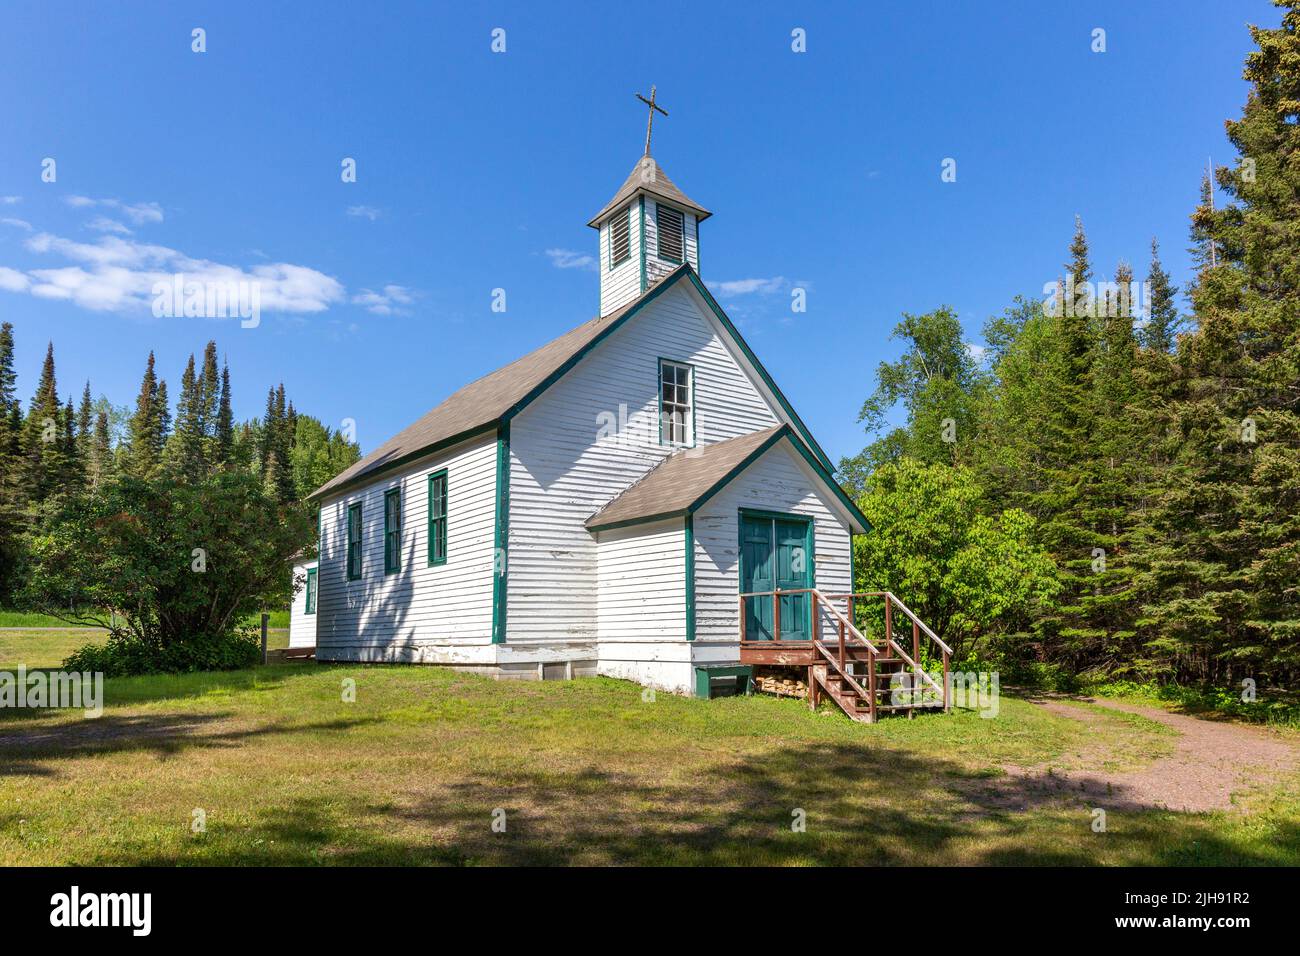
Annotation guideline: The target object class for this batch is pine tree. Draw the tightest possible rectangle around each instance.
[1142,239,1179,352]
[0,322,24,601]
[214,362,234,467]
[90,409,113,487]
[1144,0,1300,685]
[127,352,166,479]
[21,343,66,504]
[62,394,84,490]
[167,353,206,479]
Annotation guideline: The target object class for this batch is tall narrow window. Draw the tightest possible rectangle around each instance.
[305,567,318,614]
[656,204,684,264]
[428,469,448,566]
[384,488,402,574]
[609,205,631,267]
[346,503,363,580]
[659,359,694,446]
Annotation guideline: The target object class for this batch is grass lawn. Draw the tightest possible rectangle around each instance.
[0,628,290,670]
[1,645,1296,866]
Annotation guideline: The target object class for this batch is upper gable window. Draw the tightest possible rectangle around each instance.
[609,205,632,268]
[656,204,684,264]
[659,359,694,446]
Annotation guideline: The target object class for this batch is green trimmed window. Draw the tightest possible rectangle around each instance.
[656,204,684,263]
[305,567,318,614]
[346,503,363,580]
[384,488,402,574]
[428,469,448,565]
[659,359,694,446]
[609,205,632,268]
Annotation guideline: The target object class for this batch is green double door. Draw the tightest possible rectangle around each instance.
[740,512,813,641]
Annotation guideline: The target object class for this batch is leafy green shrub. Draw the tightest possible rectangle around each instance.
[23,470,313,676]
[65,627,261,677]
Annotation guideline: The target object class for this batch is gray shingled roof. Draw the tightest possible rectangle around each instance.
[308,287,658,500]
[585,425,786,530]
[587,155,711,228]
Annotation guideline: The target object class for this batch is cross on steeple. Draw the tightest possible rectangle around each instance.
[636,85,668,157]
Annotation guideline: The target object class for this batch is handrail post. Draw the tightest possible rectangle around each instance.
[943,649,951,712]
[884,597,893,656]
[773,590,781,643]
[838,617,845,671]
[867,643,877,723]
[912,618,921,707]
[811,590,818,645]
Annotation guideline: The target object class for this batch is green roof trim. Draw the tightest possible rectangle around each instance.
[681,269,836,474]
[586,425,870,535]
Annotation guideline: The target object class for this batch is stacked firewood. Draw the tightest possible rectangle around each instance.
[755,674,808,699]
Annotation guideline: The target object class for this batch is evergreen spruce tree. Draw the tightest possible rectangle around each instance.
[168,353,207,479]
[214,362,234,467]
[1142,239,1179,352]
[21,343,66,504]
[1144,0,1300,684]
[127,352,166,479]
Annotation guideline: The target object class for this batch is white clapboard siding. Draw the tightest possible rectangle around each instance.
[643,198,698,288]
[507,282,782,644]
[692,441,853,645]
[595,519,686,642]
[599,201,645,316]
[315,433,497,657]
[288,559,318,648]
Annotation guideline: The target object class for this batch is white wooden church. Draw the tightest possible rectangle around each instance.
[290,97,948,715]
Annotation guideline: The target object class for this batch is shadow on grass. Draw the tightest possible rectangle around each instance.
[0,711,382,767]
[82,741,1299,867]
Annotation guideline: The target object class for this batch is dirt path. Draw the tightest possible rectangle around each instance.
[990,696,1299,813]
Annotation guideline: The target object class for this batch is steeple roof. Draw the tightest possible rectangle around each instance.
[587,155,711,228]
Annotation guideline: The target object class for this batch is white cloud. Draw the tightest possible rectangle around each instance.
[2,230,344,315]
[1,196,20,205]
[346,205,381,221]
[64,196,163,225]
[352,284,414,315]
[2,218,32,231]
[0,267,30,292]
[708,276,786,297]
[545,248,596,271]
[86,216,132,235]
[965,343,988,362]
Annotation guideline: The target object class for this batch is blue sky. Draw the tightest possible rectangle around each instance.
[0,0,1276,464]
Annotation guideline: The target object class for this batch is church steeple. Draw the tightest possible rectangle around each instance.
[588,87,709,316]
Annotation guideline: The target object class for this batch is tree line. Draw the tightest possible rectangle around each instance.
[0,331,359,607]
[844,3,1299,690]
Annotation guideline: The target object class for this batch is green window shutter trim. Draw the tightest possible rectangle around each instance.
[305,567,318,614]
[346,502,363,580]
[427,469,448,566]
[491,424,510,643]
[383,488,402,574]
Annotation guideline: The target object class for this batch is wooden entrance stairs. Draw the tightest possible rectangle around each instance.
[740,587,953,723]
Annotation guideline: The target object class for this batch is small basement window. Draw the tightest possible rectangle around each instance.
[660,359,694,446]
[609,205,632,268]
[656,204,684,264]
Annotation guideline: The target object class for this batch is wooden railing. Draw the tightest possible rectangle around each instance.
[828,591,952,711]
[738,587,952,714]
